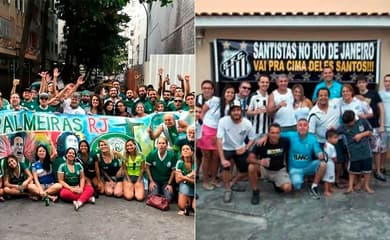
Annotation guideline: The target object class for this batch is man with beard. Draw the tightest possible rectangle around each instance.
[133,85,154,114]
[79,90,91,111]
[105,87,121,105]
[124,89,135,113]
[36,92,55,112]
[161,90,172,110]
[148,89,159,107]
[216,100,255,203]
[112,80,126,99]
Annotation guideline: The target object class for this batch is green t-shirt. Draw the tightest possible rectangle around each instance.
[133,98,154,114]
[146,149,177,183]
[175,160,194,187]
[8,161,28,185]
[21,100,36,111]
[58,162,83,186]
[125,153,144,177]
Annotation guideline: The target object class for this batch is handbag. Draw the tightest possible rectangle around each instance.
[146,194,170,211]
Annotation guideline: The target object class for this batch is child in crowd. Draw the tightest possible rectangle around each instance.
[339,110,374,194]
[322,129,339,197]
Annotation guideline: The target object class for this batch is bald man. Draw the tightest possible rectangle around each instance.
[148,113,188,147]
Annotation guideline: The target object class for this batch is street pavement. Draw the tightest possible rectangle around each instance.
[0,196,194,240]
[196,176,390,240]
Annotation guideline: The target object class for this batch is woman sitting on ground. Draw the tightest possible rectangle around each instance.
[3,155,39,199]
[31,145,62,205]
[96,140,123,197]
[175,144,195,215]
[122,139,145,201]
[77,140,104,196]
[58,147,95,211]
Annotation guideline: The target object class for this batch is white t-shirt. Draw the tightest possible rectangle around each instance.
[217,116,255,151]
[322,141,336,183]
[338,97,372,119]
[272,88,296,127]
[202,96,220,128]
[308,99,340,143]
[379,90,390,130]
[63,99,86,115]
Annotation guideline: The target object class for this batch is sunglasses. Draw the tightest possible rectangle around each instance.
[174,100,182,102]
[241,86,251,90]
[40,98,48,100]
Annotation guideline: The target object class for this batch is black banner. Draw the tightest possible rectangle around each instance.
[213,39,380,83]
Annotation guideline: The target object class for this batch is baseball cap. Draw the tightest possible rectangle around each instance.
[230,99,241,109]
[39,92,49,99]
[81,90,91,96]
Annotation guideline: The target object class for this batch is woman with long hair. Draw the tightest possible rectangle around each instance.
[115,100,131,117]
[3,155,40,199]
[122,139,145,201]
[292,83,313,120]
[76,140,104,195]
[219,85,235,118]
[88,94,104,115]
[31,145,62,205]
[58,147,95,211]
[175,145,195,216]
[96,140,123,197]
[103,100,114,116]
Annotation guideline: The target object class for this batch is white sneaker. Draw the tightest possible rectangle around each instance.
[73,200,82,211]
[88,196,96,204]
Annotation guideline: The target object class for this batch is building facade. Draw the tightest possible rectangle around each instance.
[195,0,390,92]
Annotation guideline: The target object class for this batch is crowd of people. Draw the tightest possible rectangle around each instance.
[0,68,195,215]
[196,66,390,204]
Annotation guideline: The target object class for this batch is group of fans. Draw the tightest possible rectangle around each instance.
[0,68,195,215]
[197,67,390,204]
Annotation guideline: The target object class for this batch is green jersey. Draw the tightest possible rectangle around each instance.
[146,149,177,183]
[175,160,194,187]
[58,162,84,186]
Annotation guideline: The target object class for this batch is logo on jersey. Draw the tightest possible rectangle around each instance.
[359,124,364,132]
[293,153,309,161]
[220,50,251,80]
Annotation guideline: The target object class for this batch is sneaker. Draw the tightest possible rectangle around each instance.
[309,186,321,199]
[374,172,387,182]
[88,196,96,204]
[73,200,81,211]
[251,189,260,205]
[381,168,387,175]
[223,190,232,203]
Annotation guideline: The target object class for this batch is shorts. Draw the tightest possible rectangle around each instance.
[41,183,54,190]
[85,170,97,180]
[127,175,139,183]
[260,167,291,187]
[104,176,124,182]
[289,160,321,190]
[380,129,390,151]
[370,128,386,153]
[223,150,249,173]
[179,183,194,197]
[335,138,347,164]
[322,160,335,183]
[197,125,217,150]
[348,158,372,174]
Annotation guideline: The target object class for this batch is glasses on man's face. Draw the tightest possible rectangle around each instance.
[241,86,251,90]
[174,100,182,103]
[40,98,48,101]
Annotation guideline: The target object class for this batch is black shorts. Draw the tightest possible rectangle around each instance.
[348,158,372,174]
[85,170,96,180]
[223,150,249,173]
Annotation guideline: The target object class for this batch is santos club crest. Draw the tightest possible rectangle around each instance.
[220,50,251,80]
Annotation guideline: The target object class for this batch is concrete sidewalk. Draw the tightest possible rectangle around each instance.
[196,177,390,240]
[0,196,194,240]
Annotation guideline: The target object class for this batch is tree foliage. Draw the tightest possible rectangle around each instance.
[56,0,130,77]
